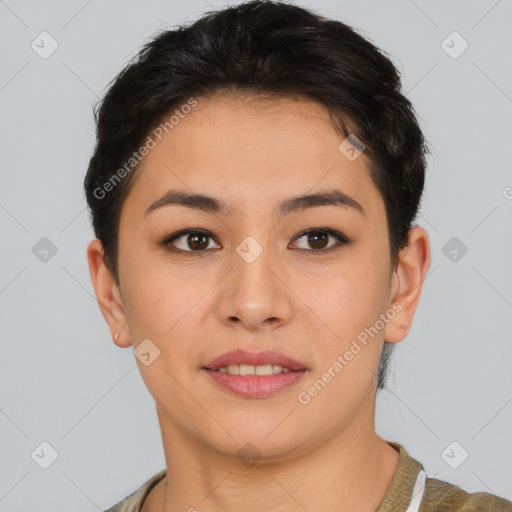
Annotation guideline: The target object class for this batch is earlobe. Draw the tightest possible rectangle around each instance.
[384,225,431,344]
[86,239,132,348]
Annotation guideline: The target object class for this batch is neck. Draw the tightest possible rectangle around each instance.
[144,408,399,512]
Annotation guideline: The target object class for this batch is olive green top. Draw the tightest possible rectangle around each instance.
[103,443,512,511]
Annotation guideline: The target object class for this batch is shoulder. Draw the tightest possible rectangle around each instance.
[384,442,511,512]
[421,476,512,511]
[102,469,167,512]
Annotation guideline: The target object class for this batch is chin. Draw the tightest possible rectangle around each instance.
[199,418,314,462]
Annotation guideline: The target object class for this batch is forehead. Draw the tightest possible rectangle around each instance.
[122,94,381,220]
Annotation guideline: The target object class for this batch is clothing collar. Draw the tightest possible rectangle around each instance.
[121,442,425,512]
[376,442,426,512]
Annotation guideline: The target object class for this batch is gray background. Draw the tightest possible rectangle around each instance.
[1,0,511,509]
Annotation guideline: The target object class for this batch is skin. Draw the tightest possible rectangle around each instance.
[87,93,431,512]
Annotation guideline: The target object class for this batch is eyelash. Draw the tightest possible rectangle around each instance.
[161,227,351,256]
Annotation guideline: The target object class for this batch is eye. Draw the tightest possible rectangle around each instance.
[289,228,350,253]
[162,227,350,256]
[163,229,220,254]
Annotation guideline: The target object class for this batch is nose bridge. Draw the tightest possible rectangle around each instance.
[232,232,277,297]
[218,230,293,329]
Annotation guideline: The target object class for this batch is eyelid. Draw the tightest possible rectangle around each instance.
[292,227,350,244]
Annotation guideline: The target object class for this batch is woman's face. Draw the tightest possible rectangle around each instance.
[113,93,401,459]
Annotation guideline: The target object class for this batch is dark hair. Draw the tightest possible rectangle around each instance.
[84,0,428,389]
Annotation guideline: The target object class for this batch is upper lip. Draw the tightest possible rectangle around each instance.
[203,350,307,371]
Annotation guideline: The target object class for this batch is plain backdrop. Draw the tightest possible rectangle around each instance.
[1,0,511,510]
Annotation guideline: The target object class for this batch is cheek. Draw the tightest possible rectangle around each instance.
[121,254,223,370]
[119,248,185,341]
[302,253,390,402]
[300,269,387,408]
[314,254,389,340]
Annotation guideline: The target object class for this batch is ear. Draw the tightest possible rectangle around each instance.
[86,239,132,348]
[384,225,431,343]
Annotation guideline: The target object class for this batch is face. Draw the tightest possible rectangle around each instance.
[109,94,402,460]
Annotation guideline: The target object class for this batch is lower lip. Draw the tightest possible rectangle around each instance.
[202,369,307,398]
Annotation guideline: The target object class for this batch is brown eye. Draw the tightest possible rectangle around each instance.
[164,229,221,253]
[291,228,349,253]
[187,233,209,250]
[163,227,349,256]
[306,231,329,250]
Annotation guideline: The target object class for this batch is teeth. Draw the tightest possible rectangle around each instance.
[217,364,292,375]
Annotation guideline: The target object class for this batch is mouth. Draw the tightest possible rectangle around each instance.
[202,350,308,398]
[213,364,295,375]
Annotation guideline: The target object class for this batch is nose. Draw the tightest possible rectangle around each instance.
[216,237,294,332]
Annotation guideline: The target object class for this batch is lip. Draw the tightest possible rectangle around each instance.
[203,350,307,371]
[203,368,307,398]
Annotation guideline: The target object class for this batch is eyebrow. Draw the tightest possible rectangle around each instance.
[144,188,365,219]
